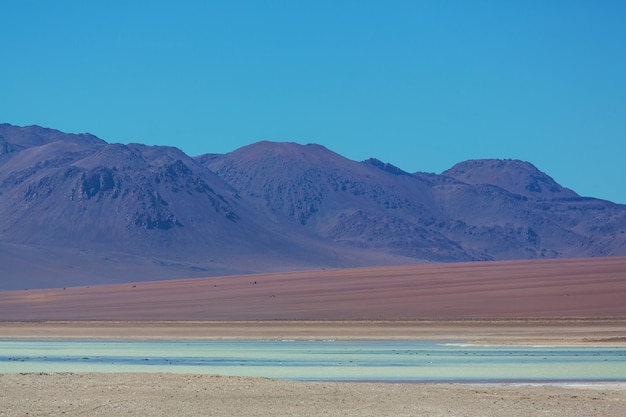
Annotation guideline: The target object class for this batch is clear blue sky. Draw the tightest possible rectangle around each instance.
[2,1,625,203]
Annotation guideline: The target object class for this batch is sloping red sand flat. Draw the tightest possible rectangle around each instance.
[1,257,625,321]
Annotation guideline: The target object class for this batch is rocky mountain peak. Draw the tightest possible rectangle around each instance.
[442,159,579,199]
[0,123,105,151]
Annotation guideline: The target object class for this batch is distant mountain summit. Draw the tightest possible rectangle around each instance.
[1,124,625,289]
[0,123,105,151]
[443,159,579,199]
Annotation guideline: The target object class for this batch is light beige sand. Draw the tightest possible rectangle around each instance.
[1,372,625,417]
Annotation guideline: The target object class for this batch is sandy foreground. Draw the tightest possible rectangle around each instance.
[0,372,624,417]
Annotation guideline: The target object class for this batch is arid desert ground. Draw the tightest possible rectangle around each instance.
[1,257,626,416]
[1,372,625,417]
[1,257,626,321]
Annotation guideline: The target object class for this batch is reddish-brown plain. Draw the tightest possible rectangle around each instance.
[1,257,626,343]
[1,257,625,321]
[0,257,626,321]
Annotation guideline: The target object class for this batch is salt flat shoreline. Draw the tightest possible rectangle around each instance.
[1,319,625,345]
[2,320,625,416]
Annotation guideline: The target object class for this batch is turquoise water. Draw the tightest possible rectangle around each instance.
[1,339,625,383]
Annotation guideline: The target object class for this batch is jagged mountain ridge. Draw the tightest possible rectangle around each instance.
[1,123,625,289]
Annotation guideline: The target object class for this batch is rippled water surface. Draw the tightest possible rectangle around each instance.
[1,339,625,382]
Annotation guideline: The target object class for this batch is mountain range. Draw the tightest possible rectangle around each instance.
[1,123,625,289]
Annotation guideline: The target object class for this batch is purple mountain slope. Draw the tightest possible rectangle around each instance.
[1,124,625,289]
[199,141,626,262]
[199,142,473,261]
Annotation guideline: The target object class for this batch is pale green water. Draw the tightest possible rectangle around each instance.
[1,339,625,382]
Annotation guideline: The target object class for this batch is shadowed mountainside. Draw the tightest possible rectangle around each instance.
[1,123,625,289]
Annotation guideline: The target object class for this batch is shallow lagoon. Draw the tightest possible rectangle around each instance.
[1,339,625,383]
